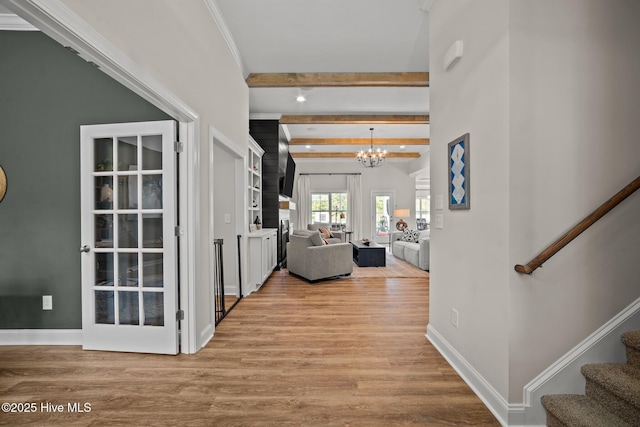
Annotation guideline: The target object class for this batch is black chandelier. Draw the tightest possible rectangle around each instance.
[356,128,386,168]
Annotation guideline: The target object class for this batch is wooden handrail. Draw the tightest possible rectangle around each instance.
[515,175,640,275]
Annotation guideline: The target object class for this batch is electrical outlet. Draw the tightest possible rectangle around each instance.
[451,308,459,328]
[43,295,53,311]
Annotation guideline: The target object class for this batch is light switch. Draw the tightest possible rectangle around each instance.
[224,214,231,224]
[435,214,444,229]
[435,195,444,210]
[43,295,52,310]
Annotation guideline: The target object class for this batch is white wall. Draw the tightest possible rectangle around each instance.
[508,0,640,402]
[429,0,511,400]
[60,0,250,347]
[429,0,640,413]
[294,161,417,238]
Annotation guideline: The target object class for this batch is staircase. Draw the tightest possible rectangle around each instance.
[542,331,640,426]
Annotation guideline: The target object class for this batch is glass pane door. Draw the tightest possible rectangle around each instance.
[371,191,394,245]
[81,121,178,354]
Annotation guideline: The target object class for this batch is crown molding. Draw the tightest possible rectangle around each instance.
[203,0,247,78]
[0,13,38,30]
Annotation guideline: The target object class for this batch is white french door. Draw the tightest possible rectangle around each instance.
[371,191,395,245]
[80,120,179,354]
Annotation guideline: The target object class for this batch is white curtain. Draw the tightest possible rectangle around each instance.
[294,174,311,231]
[347,175,362,241]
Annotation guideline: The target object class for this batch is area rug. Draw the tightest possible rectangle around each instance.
[348,251,429,279]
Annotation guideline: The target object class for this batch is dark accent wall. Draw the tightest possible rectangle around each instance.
[249,120,289,266]
[0,31,171,329]
[249,120,280,229]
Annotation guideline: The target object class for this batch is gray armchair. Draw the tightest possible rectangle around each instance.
[287,230,353,281]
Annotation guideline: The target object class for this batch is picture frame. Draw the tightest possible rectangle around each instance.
[0,164,6,203]
[249,224,257,233]
[448,133,470,210]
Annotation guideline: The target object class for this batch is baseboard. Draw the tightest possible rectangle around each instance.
[199,323,214,349]
[0,329,82,345]
[426,324,510,426]
[520,297,640,425]
[427,298,640,426]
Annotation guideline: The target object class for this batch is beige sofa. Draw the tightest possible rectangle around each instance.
[391,229,430,271]
[287,229,353,281]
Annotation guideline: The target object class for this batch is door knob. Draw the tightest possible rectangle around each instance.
[80,245,91,253]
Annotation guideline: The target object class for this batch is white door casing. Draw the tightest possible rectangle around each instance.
[80,120,178,354]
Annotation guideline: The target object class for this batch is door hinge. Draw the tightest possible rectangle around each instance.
[174,141,183,153]
[176,310,184,321]
[175,226,184,237]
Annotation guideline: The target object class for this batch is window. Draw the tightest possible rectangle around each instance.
[416,196,430,224]
[311,192,347,229]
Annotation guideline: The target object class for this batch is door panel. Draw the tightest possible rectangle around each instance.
[80,120,178,354]
[371,191,395,245]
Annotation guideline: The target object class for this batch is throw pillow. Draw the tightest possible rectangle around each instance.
[400,229,420,243]
[318,227,334,239]
[309,231,324,246]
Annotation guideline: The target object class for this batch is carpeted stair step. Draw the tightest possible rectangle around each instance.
[582,363,640,425]
[541,394,631,427]
[621,331,640,368]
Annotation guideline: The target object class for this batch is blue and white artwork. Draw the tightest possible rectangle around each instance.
[448,133,470,209]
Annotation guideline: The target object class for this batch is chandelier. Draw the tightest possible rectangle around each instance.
[356,128,387,168]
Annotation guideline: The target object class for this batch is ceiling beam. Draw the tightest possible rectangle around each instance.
[280,115,429,125]
[291,152,420,159]
[246,72,429,88]
[289,138,429,146]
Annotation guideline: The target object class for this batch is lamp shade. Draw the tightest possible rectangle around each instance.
[394,209,410,218]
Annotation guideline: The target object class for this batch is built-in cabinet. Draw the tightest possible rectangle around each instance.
[248,228,277,291]
[248,137,264,227]
[247,137,275,292]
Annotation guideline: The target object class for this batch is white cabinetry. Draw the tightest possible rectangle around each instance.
[248,228,277,292]
[248,137,263,227]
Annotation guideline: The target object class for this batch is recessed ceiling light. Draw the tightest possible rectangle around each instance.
[305,145,311,149]
[400,145,406,149]
[296,95,306,102]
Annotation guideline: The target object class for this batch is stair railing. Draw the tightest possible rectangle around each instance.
[515,175,640,275]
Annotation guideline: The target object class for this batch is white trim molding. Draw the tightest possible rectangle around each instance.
[0,329,82,346]
[3,0,198,123]
[426,324,510,426]
[427,297,640,426]
[203,0,247,78]
[520,297,640,425]
[0,12,38,30]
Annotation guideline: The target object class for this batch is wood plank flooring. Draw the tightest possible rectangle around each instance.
[0,270,499,426]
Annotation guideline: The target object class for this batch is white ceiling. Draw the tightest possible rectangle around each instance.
[214,0,431,163]
[1,0,431,164]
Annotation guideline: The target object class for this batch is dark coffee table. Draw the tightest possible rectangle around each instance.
[352,240,386,267]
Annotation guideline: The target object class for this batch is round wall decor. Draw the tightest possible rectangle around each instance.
[0,164,6,203]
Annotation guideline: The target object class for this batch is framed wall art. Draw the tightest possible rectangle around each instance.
[448,133,470,210]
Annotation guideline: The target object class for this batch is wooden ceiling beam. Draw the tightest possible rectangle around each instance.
[291,152,420,159]
[246,72,429,88]
[280,115,429,125]
[289,138,429,146]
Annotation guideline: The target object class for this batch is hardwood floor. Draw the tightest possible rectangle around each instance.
[0,270,499,426]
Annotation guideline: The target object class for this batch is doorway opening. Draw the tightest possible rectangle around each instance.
[211,131,245,325]
[371,191,395,249]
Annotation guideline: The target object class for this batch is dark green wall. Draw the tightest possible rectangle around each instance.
[0,31,171,329]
